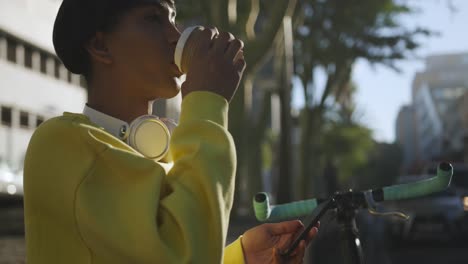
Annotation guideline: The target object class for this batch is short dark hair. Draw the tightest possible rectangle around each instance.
[53,0,176,80]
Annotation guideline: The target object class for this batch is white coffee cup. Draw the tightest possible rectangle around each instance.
[174,26,205,74]
[175,26,244,74]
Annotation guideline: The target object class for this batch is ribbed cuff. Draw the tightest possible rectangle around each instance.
[224,236,246,264]
[179,91,229,128]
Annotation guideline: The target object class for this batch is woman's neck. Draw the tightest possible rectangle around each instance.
[87,79,150,124]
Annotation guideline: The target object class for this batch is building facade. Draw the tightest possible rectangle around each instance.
[410,52,468,164]
[395,105,417,170]
[0,0,88,172]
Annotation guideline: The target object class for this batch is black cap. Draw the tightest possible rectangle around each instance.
[53,0,159,74]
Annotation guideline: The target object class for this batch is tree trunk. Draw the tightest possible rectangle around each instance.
[229,80,246,216]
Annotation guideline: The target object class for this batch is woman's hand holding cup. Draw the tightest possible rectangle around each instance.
[175,26,246,102]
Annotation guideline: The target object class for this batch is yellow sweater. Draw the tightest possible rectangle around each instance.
[24,91,245,264]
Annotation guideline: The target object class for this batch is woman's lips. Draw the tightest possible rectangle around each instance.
[171,62,183,77]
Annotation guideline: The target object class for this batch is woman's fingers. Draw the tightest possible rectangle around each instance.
[268,220,304,236]
[225,39,244,61]
[286,223,319,258]
[283,240,306,264]
[305,226,319,245]
[212,31,234,56]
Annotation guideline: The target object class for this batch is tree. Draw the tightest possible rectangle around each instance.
[177,0,299,212]
[176,0,431,208]
[293,0,431,198]
[354,143,403,190]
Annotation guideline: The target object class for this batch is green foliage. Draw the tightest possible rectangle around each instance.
[261,130,277,171]
[293,0,430,198]
[295,0,431,73]
[319,117,404,192]
[322,122,375,184]
[353,143,404,190]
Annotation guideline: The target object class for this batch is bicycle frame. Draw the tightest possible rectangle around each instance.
[334,191,365,264]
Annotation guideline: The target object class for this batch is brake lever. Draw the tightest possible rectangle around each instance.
[364,190,409,220]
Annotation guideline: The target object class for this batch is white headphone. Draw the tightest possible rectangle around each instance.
[83,106,177,161]
[124,115,177,161]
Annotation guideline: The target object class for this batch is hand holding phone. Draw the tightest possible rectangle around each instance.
[281,199,333,256]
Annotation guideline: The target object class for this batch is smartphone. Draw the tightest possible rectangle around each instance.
[281,199,333,256]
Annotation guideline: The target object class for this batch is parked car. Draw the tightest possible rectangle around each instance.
[385,164,468,242]
[0,162,23,198]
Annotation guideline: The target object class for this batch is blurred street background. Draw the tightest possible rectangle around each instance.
[1,0,468,263]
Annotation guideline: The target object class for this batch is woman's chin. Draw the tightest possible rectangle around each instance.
[162,83,182,99]
[150,79,182,99]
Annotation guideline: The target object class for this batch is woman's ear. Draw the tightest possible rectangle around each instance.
[85,32,113,65]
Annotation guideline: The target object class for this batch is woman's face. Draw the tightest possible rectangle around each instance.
[105,1,182,100]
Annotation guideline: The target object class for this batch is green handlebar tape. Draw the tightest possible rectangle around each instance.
[383,162,453,201]
[253,192,318,221]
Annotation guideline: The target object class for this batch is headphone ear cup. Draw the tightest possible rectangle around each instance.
[128,115,171,161]
[159,118,178,134]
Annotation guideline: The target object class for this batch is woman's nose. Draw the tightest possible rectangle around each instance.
[168,24,182,46]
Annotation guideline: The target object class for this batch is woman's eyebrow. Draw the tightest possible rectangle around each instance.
[144,1,176,17]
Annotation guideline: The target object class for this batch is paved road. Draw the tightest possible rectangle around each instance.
[388,240,468,264]
[1,205,467,264]
[0,237,24,264]
[2,236,467,264]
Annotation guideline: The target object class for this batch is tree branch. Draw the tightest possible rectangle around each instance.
[319,60,353,111]
[237,0,253,37]
[245,0,260,40]
[245,0,297,73]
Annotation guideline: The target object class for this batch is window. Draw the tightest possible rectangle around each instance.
[0,36,6,59]
[7,37,16,63]
[0,31,87,89]
[80,76,88,89]
[463,55,468,65]
[55,58,61,79]
[36,116,45,127]
[1,106,12,127]
[32,51,41,71]
[40,52,47,74]
[56,60,68,81]
[46,56,55,76]
[37,52,57,77]
[16,44,25,66]
[25,45,33,69]
[20,111,29,128]
[70,73,81,86]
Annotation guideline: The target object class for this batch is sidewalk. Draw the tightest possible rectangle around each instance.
[0,237,25,264]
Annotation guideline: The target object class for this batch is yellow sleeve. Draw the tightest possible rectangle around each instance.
[75,91,237,263]
[224,237,246,264]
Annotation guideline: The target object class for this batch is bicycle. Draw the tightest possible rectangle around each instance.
[252,162,454,264]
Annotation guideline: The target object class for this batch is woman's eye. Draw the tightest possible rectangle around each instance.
[146,14,161,22]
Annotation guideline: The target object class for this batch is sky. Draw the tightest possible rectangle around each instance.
[292,0,468,143]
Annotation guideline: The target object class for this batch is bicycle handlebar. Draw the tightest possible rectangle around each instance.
[253,193,318,222]
[379,162,452,201]
[253,162,453,222]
